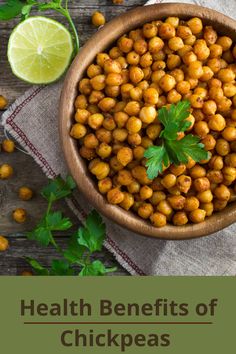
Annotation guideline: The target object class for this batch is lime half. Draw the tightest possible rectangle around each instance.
[8,16,74,84]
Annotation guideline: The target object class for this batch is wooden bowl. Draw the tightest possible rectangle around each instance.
[59,3,236,240]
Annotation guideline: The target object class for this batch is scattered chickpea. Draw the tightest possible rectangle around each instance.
[0,95,8,110]
[18,187,33,201]
[21,271,33,276]
[12,208,27,224]
[0,164,13,179]
[91,11,106,27]
[2,139,15,153]
[0,236,9,252]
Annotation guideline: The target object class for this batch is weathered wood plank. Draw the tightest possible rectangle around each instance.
[0,0,146,275]
[0,237,127,275]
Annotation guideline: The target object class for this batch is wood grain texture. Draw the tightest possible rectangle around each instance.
[0,0,140,275]
[60,3,236,240]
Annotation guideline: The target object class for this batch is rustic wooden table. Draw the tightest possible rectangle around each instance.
[0,0,146,275]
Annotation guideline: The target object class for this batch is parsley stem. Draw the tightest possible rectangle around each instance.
[54,6,79,55]
[105,267,117,273]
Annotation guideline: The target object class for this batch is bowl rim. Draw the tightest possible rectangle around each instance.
[59,3,236,240]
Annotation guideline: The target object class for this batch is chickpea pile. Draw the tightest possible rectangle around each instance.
[71,17,236,228]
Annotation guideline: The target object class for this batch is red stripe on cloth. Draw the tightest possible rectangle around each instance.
[6,86,146,276]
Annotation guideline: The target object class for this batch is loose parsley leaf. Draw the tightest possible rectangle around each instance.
[144,145,169,180]
[64,233,87,263]
[46,211,72,231]
[78,210,106,253]
[41,175,76,202]
[50,260,75,276]
[0,0,25,20]
[145,101,208,179]
[25,257,49,275]
[27,226,52,247]
[79,260,116,277]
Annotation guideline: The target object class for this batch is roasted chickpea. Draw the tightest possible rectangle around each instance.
[146,124,161,140]
[139,185,153,200]
[159,23,176,39]
[167,195,186,210]
[120,192,134,211]
[98,177,112,194]
[139,106,156,124]
[159,74,176,92]
[127,133,142,146]
[118,36,134,53]
[88,113,104,130]
[218,68,235,83]
[138,203,154,219]
[194,121,209,138]
[201,134,216,151]
[75,109,90,124]
[98,97,116,112]
[111,128,127,142]
[201,202,214,216]
[143,87,159,105]
[0,235,9,252]
[107,188,124,204]
[117,147,133,166]
[79,78,92,95]
[143,23,158,38]
[132,165,151,185]
[187,17,203,34]
[125,117,142,134]
[149,191,166,205]
[103,116,116,130]
[215,139,230,156]
[96,143,112,159]
[91,161,110,180]
[184,196,200,212]
[2,139,15,153]
[202,100,217,116]
[74,95,88,109]
[96,128,112,143]
[216,36,232,51]
[204,26,217,45]
[129,66,144,84]
[177,25,192,39]
[189,209,206,223]
[0,164,13,179]
[222,166,236,184]
[176,81,191,95]
[0,95,7,109]
[127,181,140,194]
[193,177,210,192]
[133,38,148,55]
[214,184,231,201]
[172,211,188,226]
[161,174,176,189]
[150,212,167,227]
[13,208,27,223]
[222,127,236,141]
[90,74,106,90]
[176,175,192,193]
[225,153,236,167]
[18,187,33,201]
[91,11,105,27]
[188,61,203,79]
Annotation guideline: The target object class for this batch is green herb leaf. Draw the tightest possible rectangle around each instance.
[64,233,87,263]
[144,145,169,180]
[78,210,106,253]
[0,0,25,20]
[25,257,49,275]
[41,175,76,202]
[50,259,74,276]
[79,260,116,276]
[159,100,191,140]
[165,135,209,166]
[46,211,72,231]
[27,226,52,247]
[145,101,208,179]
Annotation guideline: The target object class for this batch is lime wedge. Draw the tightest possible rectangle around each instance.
[8,16,74,84]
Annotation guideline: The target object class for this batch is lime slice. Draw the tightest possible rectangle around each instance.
[8,16,74,84]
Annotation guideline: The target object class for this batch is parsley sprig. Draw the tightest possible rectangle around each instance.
[25,176,116,276]
[144,101,208,179]
[0,0,79,54]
